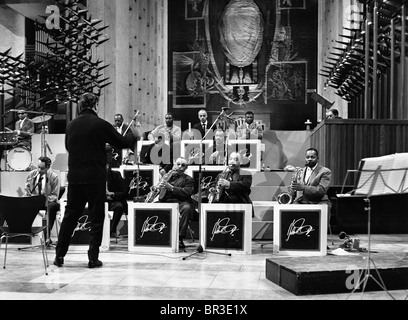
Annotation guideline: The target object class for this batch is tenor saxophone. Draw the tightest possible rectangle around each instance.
[208,167,231,203]
[145,169,175,203]
[277,167,303,204]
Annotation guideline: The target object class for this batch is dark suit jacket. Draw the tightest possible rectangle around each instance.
[159,172,194,204]
[193,122,213,140]
[65,109,134,184]
[15,118,34,149]
[106,168,128,213]
[218,168,253,204]
[293,164,332,207]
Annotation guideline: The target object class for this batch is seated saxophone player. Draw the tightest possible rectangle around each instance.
[156,157,195,249]
[286,148,332,210]
[212,152,253,215]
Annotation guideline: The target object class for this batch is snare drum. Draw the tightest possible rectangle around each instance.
[0,131,17,146]
[6,147,32,171]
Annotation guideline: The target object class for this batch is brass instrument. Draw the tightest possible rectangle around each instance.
[208,167,231,203]
[145,169,175,203]
[277,167,303,204]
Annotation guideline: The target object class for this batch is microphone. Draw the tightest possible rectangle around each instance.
[222,107,231,111]
[197,245,203,253]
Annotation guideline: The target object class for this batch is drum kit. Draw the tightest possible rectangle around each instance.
[0,110,54,172]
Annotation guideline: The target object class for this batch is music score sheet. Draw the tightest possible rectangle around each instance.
[355,153,408,195]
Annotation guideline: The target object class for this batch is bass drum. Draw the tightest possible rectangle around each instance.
[7,147,32,171]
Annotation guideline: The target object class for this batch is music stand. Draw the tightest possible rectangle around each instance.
[182,108,233,260]
[347,166,396,300]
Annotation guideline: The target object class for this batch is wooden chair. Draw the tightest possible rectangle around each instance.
[0,195,48,275]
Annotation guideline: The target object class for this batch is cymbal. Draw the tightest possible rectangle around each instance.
[31,115,52,124]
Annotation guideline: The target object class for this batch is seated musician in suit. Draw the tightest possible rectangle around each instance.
[193,109,213,140]
[205,129,233,165]
[105,146,128,237]
[236,111,263,140]
[25,156,60,245]
[156,157,195,249]
[286,147,332,209]
[211,152,253,206]
[14,108,35,151]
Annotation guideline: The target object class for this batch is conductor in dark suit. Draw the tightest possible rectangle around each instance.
[156,157,195,249]
[105,146,128,236]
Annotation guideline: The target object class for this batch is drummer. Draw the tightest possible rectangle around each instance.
[14,108,34,151]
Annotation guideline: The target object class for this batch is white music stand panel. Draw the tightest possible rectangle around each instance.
[273,204,328,256]
[181,140,213,165]
[201,203,252,255]
[128,203,179,253]
[119,165,160,200]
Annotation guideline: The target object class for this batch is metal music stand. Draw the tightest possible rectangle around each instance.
[182,108,233,260]
[347,166,396,300]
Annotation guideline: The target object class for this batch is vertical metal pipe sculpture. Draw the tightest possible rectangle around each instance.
[401,5,406,119]
[390,18,395,119]
[372,0,378,120]
[365,10,371,119]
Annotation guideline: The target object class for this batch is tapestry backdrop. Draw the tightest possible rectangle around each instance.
[169,0,318,131]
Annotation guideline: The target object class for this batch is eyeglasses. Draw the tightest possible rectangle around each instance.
[176,163,187,167]
[18,113,26,115]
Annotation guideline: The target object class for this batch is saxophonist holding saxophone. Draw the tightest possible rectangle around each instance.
[211,152,253,210]
[156,157,195,249]
[285,148,332,209]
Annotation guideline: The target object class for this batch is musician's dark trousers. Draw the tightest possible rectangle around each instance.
[55,182,105,261]
[109,201,126,234]
[159,200,194,239]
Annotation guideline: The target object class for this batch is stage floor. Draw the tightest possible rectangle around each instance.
[266,234,408,297]
[0,233,407,300]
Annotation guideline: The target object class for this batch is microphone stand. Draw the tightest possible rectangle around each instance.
[182,108,232,260]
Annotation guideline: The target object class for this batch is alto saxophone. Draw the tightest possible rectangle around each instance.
[277,167,303,204]
[208,167,231,203]
[145,169,175,203]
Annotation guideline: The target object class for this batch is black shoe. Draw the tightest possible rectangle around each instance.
[53,257,64,267]
[179,240,186,249]
[88,259,103,269]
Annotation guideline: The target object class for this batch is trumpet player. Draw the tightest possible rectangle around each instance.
[288,148,332,209]
[157,157,195,249]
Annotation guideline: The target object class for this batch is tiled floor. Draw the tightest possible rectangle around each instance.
[0,235,407,301]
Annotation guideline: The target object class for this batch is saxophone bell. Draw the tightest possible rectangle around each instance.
[277,167,302,205]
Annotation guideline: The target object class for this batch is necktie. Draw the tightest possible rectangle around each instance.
[38,176,43,194]
[168,129,173,145]
[304,168,312,184]
[202,123,206,131]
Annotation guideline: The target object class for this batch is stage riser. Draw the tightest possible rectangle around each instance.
[266,259,408,295]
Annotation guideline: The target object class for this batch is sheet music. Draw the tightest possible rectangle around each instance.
[355,153,408,195]
[387,153,408,193]
[355,154,394,195]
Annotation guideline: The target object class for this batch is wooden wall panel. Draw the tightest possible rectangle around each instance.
[88,0,167,134]
[311,120,408,186]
